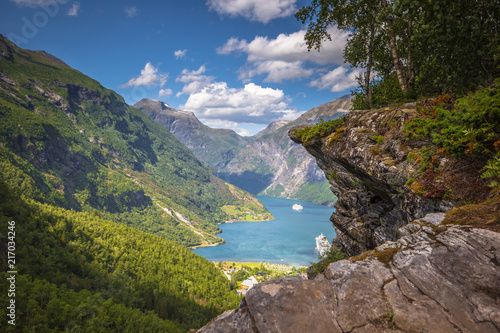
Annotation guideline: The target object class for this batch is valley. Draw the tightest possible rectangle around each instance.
[1,0,499,330]
[135,96,352,206]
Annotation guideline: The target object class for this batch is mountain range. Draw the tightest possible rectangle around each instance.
[0,33,266,331]
[0,34,271,248]
[135,95,352,206]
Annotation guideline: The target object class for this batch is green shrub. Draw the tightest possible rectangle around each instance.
[405,80,500,158]
[308,248,347,278]
[481,154,500,188]
[294,117,344,144]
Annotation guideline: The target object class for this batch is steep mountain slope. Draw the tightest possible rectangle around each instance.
[139,95,352,206]
[134,98,250,169]
[219,95,352,205]
[0,180,240,332]
[0,34,271,247]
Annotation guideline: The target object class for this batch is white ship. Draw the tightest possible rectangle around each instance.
[315,233,331,256]
[292,204,303,211]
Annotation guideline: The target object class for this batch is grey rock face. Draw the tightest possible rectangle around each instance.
[198,221,500,332]
[134,98,249,169]
[290,107,455,255]
[138,96,352,205]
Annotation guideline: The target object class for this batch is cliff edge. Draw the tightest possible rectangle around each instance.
[198,215,500,332]
[196,104,500,332]
[289,105,491,256]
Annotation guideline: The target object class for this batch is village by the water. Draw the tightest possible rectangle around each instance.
[216,262,309,295]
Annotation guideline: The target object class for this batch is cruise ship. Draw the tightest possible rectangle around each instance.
[315,233,331,256]
[292,204,303,211]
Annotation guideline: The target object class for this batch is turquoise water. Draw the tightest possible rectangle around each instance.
[192,196,336,267]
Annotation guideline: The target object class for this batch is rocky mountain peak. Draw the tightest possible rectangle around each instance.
[134,98,176,113]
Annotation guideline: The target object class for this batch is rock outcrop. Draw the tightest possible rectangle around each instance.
[198,215,500,332]
[197,105,499,332]
[290,106,488,255]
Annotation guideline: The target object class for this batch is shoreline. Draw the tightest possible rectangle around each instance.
[212,261,308,269]
[223,216,275,224]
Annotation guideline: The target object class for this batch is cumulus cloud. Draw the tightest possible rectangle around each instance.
[159,88,173,98]
[176,65,215,96]
[174,49,187,59]
[121,62,168,88]
[239,60,314,83]
[124,6,139,17]
[181,81,299,124]
[219,28,347,65]
[310,66,361,92]
[66,2,79,16]
[207,0,297,24]
[218,27,348,84]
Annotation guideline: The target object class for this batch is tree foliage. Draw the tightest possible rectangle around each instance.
[0,180,240,331]
[296,0,500,106]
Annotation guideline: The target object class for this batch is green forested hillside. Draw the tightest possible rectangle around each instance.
[0,34,270,247]
[0,180,240,331]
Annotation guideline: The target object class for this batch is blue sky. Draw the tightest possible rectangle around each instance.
[0,0,358,135]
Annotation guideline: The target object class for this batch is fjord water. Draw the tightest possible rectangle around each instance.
[193,196,336,267]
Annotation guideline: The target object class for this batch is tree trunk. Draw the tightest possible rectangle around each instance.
[365,25,375,106]
[406,20,414,91]
[387,25,408,93]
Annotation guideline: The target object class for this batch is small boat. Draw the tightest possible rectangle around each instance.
[292,204,303,211]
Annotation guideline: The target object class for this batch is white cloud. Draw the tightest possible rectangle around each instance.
[200,118,240,129]
[124,6,139,17]
[174,49,187,59]
[121,62,168,88]
[207,0,297,24]
[176,65,215,96]
[159,88,173,98]
[217,37,249,55]
[181,81,297,124]
[219,28,347,65]
[66,2,79,16]
[236,128,253,136]
[218,27,348,83]
[310,66,361,92]
[239,60,314,83]
[198,118,255,136]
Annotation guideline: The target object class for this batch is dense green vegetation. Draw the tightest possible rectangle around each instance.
[0,34,270,247]
[297,0,499,108]
[0,180,240,331]
[404,81,500,191]
[293,117,345,145]
[307,248,347,279]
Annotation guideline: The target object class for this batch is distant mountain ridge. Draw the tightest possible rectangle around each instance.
[220,95,352,205]
[0,34,271,248]
[134,98,251,169]
[138,95,352,205]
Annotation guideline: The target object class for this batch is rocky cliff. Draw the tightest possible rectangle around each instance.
[134,98,250,169]
[197,212,500,332]
[197,104,500,332]
[290,105,490,255]
[220,95,352,205]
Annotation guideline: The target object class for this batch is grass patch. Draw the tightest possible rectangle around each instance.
[372,246,400,265]
[293,117,344,145]
[442,191,500,233]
